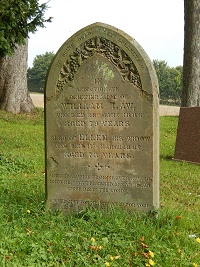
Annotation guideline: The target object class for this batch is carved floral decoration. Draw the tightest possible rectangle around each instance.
[56,36,152,102]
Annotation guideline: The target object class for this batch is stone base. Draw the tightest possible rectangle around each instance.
[174,107,200,164]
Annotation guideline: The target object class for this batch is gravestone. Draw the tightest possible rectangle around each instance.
[45,23,159,213]
[174,107,200,164]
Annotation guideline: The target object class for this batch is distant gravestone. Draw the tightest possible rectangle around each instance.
[174,107,200,164]
[45,23,159,213]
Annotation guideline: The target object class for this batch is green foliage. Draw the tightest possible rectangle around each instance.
[0,0,52,56]
[27,52,55,92]
[0,111,200,266]
[0,153,36,174]
[28,56,183,103]
[153,60,183,105]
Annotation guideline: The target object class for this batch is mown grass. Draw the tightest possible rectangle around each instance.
[0,110,199,267]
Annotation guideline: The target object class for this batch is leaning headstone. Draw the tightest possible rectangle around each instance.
[174,107,200,164]
[45,23,159,213]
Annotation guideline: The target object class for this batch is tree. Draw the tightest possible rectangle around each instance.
[28,52,55,93]
[0,39,34,113]
[181,0,200,107]
[153,60,182,105]
[168,66,183,105]
[0,0,51,113]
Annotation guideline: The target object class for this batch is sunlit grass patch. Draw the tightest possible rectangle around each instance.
[0,111,199,266]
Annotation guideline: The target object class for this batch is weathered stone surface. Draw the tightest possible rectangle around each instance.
[45,23,159,213]
[174,107,200,164]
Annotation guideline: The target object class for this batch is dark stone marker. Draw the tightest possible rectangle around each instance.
[174,107,200,164]
[45,23,159,213]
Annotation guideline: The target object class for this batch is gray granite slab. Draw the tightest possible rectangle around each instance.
[45,23,159,213]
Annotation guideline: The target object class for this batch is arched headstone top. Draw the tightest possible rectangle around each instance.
[57,36,142,94]
[45,23,159,213]
[46,23,158,104]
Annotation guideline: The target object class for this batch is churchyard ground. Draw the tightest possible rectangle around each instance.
[0,109,199,266]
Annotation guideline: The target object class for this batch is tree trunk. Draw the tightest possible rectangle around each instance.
[0,39,35,113]
[181,0,200,107]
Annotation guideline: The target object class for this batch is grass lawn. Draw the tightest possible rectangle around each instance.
[0,109,199,266]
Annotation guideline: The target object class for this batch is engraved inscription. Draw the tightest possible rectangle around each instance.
[79,134,108,141]
[61,102,103,110]
[49,173,152,182]
[49,199,152,211]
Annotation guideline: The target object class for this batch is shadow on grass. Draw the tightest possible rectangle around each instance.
[160,154,174,161]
